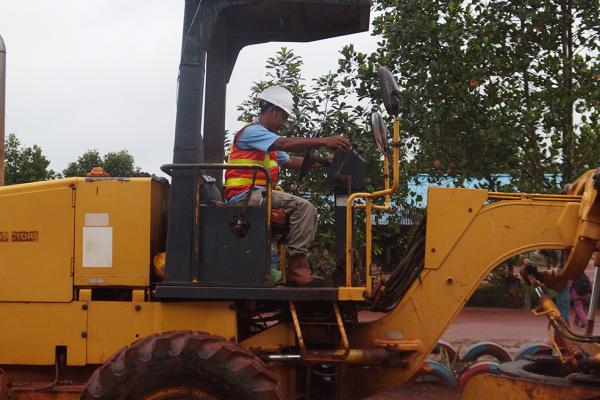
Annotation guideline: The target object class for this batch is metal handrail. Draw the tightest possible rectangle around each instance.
[161,162,274,224]
[160,162,272,187]
[344,117,401,292]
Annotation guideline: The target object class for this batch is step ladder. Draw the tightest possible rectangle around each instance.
[288,301,350,363]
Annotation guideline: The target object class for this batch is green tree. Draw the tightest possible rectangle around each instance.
[63,149,139,177]
[240,0,600,271]
[473,0,600,186]
[103,150,139,177]
[340,0,600,192]
[62,149,102,177]
[340,1,526,191]
[4,133,58,185]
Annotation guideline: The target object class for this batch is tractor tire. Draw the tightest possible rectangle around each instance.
[418,360,459,389]
[0,368,9,400]
[514,343,552,361]
[459,361,500,388]
[431,340,459,364]
[461,341,511,364]
[82,331,287,400]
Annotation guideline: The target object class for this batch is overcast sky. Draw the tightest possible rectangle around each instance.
[0,1,377,175]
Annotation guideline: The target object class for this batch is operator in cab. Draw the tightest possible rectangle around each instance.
[224,86,350,287]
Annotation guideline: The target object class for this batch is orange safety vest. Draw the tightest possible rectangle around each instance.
[224,123,279,200]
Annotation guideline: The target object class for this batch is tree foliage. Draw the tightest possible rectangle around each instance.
[62,149,102,177]
[235,0,600,271]
[103,150,139,177]
[340,0,600,192]
[4,133,58,185]
[63,149,140,177]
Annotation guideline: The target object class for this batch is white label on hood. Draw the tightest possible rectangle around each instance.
[83,227,112,267]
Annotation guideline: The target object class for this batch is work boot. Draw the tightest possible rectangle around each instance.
[287,254,325,287]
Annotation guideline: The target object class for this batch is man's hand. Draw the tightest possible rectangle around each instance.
[323,135,350,151]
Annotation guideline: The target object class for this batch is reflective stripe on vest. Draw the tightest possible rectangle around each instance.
[228,156,278,169]
[224,123,279,200]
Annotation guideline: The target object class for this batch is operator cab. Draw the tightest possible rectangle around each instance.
[154,1,405,302]
[157,148,366,300]
[155,65,401,302]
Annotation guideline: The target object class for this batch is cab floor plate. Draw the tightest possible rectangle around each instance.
[155,284,339,301]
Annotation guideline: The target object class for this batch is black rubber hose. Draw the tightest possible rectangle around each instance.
[369,215,426,311]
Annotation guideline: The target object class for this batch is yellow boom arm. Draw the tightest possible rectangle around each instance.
[342,171,600,396]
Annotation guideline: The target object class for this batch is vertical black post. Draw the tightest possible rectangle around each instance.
[335,194,351,265]
[203,25,227,185]
[173,0,206,164]
[165,0,208,282]
[328,149,366,285]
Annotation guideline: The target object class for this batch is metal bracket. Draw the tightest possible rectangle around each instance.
[289,301,350,363]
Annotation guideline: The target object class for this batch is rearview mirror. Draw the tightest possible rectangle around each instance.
[371,112,388,151]
[378,66,400,116]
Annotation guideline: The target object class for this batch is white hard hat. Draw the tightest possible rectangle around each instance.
[257,86,295,118]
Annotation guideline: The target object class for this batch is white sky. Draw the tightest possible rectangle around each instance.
[0,1,377,175]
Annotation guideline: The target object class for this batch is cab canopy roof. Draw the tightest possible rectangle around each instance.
[204,0,371,81]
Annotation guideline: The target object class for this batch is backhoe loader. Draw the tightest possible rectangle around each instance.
[2,1,600,399]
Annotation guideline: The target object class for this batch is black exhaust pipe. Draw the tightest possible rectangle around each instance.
[165,0,215,282]
[172,0,206,164]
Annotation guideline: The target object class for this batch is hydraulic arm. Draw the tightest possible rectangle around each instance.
[337,170,600,397]
[240,168,600,398]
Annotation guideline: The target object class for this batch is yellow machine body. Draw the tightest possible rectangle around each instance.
[0,178,236,367]
[0,299,235,366]
[340,187,589,397]
[2,171,600,399]
[0,178,168,298]
[244,171,600,399]
[0,180,75,302]
[72,178,168,287]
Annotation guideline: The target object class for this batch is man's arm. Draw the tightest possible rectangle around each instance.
[282,156,304,170]
[283,155,331,170]
[271,135,350,152]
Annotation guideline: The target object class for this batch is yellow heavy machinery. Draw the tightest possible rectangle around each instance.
[2,1,600,399]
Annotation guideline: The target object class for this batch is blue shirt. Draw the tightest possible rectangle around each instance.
[227,120,289,203]
[555,281,571,321]
[235,122,290,164]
